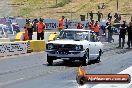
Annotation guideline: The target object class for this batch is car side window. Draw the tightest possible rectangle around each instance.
[90,32,96,42]
[85,35,89,40]
[66,33,74,39]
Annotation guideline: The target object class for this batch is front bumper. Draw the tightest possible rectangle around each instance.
[46,50,85,58]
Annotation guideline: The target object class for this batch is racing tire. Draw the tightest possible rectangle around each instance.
[63,60,71,64]
[96,56,100,63]
[47,55,53,66]
[96,50,101,63]
[82,49,90,65]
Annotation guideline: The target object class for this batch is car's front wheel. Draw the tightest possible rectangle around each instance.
[82,49,90,65]
[47,55,53,65]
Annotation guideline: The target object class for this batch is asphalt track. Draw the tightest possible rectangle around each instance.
[0,35,132,88]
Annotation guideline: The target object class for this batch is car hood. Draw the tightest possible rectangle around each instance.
[47,39,89,45]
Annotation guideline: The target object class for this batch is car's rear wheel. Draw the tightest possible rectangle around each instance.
[96,50,102,63]
[96,56,100,63]
[47,55,53,65]
[82,49,90,65]
[63,60,71,64]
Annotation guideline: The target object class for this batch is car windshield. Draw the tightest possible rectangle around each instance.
[57,30,89,41]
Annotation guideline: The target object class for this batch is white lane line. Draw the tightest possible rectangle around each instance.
[0,78,24,86]
[91,66,132,88]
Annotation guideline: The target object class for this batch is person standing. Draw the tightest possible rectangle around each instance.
[94,21,100,41]
[32,18,38,32]
[65,19,69,29]
[94,21,100,36]
[85,22,90,30]
[24,19,33,40]
[77,22,83,29]
[114,13,118,20]
[127,22,132,48]
[114,13,121,23]
[89,20,95,31]
[102,3,105,9]
[106,22,114,43]
[89,11,93,21]
[36,18,46,40]
[58,16,65,32]
[108,12,112,22]
[97,11,103,22]
[117,21,127,48]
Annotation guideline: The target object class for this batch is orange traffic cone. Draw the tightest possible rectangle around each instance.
[24,28,29,41]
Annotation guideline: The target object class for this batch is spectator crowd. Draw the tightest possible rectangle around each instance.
[23,11,132,49]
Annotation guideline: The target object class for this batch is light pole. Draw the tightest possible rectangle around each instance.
[117,0,119,11]
[56,0,57,6]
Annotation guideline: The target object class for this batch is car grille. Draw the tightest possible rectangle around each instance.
[53,44,75,50]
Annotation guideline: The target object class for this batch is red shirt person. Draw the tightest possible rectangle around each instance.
[89,20,95,31]
[24,19,33,40]
[36,18,46,40]
[94,21,100,36]
[58,16,65,31]
[77,22,83,29]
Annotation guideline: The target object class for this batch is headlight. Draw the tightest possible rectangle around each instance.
[47,44,53,50]
[75,45,83,51]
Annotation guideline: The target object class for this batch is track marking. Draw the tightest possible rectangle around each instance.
[0,78,24,86]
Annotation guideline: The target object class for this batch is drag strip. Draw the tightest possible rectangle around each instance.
[2,49,132,88]
[0,35,132,88]
[0,42,132,88]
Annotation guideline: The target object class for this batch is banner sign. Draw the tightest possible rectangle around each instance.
[0,18,6,24]
[44,19,58,30]
[65,20,89,29]
[0,42,27,56]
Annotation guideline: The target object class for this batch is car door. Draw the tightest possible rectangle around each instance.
[88,42,98,60]
[89,32,99,59]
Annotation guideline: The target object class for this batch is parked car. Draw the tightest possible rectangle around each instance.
[11,23,20,33]
[46,29,103,65]
[0,24,9,34]
[5,21,20,34]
